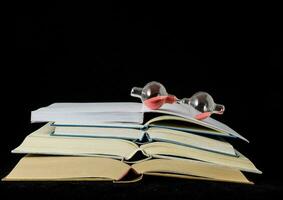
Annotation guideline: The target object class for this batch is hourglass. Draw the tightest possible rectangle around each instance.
[130,81,225,120]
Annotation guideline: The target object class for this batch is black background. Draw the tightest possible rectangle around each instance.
[2,2,283,199]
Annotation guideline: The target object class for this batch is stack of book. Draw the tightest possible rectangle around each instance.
[3,102,261,183]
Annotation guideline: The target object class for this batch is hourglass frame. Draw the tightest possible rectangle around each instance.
[131,81,225,120]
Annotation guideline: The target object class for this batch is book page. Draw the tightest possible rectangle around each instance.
[54,126,144,140]
[53,121,144,129]
[147,127,236,156]
[132,159,252,184]
[146,115,226,136]
[40,102,143,113]
[13,123,139,160]
[143,104,248,142]
[3,155,131,181]
[31,103,144,124]
[141,142,261,174]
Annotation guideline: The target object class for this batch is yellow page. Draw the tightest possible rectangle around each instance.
[141,142,261,174]
[12,123,139,160]
[3,155,131,181]
[132,159,252,184]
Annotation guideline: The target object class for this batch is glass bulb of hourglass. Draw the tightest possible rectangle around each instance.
[180,92,225,119]
[141,81,168,101]
[131,81,176,109]
[189,92,216,113]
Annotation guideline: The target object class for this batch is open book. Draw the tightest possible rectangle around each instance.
[53,123,236,156]
[12,123,261,174]
[5,102,261,184]
[31,102,248,142]
[3,155,253,184]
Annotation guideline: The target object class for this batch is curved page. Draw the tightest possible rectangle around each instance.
[12,123,139,160]
[3,155,131,181]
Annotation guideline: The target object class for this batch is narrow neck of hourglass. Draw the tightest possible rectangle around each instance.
[177,98,190,104]
[213,104,225,114]
[131,87,143,98]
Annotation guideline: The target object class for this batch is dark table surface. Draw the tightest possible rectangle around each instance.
[1,176,283,200]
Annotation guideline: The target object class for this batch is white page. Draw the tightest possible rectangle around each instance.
[32,112,143,124]
[31,102,248,142]
[31,102,144,123]
[143,103,248,142]
[54,126,144,140]
[40,102,142,112]
[53,121,144,129]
